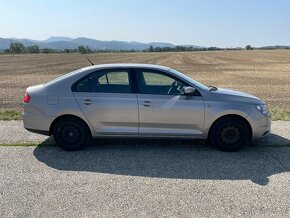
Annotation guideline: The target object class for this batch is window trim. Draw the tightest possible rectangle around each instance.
[71,67,202,96]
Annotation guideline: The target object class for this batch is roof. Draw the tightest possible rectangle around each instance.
[81,63,172,71]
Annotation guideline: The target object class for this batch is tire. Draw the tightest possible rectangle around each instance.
[209,117,250,152]
[52,117,91,151]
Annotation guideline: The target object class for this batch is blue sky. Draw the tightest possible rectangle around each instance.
[0,0,289,47]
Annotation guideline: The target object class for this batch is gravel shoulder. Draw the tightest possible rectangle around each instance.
[0,120,289,146]
[0,120,48,144]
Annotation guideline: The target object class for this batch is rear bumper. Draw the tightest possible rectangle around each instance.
[24,127,50,136]
[22,111,55,136]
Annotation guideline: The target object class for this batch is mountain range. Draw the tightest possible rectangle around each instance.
[0,36,202,51]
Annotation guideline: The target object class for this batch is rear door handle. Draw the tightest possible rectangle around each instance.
[83,99,93,105]
[142,101,151,107]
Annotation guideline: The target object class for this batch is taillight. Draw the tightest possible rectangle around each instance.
[23,92,31,103]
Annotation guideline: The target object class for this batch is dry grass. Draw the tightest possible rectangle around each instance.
[0,50,289,119]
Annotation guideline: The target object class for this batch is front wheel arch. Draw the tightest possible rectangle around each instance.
[208,114,252,142]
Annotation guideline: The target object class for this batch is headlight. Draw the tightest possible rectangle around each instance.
[256,104,268,115]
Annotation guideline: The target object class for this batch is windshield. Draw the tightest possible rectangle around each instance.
[169,69,209,90]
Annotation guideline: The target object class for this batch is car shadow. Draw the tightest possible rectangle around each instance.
[33,133,290,186]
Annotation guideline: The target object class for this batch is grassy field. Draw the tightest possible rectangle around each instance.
[0,50,289,120]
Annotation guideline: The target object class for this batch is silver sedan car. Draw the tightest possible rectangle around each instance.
[23,64,271,151]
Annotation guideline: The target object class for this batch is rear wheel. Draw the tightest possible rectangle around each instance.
[52,117,91,151]
[209,117,250,152]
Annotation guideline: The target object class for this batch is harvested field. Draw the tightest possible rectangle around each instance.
[0,50,289,117]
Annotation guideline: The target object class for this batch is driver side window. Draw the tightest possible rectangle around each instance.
[137,70,186,95]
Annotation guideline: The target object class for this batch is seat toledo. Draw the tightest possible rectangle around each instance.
[23,64,271,151]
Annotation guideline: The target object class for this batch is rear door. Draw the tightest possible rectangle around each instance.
[73,68,138,135]
[136,69,205,136]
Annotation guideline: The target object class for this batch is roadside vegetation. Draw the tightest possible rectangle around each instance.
[0,143,56,147]
[0,110,22,120]
[271,108,290,121]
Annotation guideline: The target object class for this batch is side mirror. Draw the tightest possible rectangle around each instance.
[184,86,196,96]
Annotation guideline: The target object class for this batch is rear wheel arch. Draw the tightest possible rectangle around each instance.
[208,114,253,141]
[49,114,91,136]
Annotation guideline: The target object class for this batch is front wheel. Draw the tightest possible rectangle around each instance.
[53,117,91,151]
[209,117,250,152]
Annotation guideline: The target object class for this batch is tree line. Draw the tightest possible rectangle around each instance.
[3,42,96,55]
[144,45,223,52]
[2,42,290,55]
[4,42,140,54]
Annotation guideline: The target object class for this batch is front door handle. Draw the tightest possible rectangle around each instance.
[142,101,151,107]
[83,99,93,105]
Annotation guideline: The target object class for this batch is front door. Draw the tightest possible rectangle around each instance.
[136,69,205,136]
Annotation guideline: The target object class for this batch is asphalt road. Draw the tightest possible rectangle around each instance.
[0,144,290,217]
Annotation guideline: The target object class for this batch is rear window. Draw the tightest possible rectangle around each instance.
[72,69,132,93]
[46,69,82,86]
[74,77,90,92]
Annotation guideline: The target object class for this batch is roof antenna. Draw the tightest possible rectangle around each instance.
[155,58,158,65]
[83,54,94,66]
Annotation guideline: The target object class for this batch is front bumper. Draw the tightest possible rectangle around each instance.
[248,110,271,139]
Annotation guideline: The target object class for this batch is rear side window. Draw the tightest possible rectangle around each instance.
[74,77,90,92]
[98,71,129,85]
[72,69,132,93]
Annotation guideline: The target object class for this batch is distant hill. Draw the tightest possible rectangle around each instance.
[0,36,202,51]
[43,36,74,43]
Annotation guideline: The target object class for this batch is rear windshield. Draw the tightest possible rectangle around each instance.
[46,69,82,86]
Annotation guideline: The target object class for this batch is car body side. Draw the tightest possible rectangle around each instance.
[23,64,271,140]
